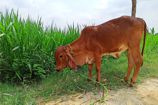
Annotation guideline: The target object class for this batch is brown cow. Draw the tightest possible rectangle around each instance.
[55,16,146,86]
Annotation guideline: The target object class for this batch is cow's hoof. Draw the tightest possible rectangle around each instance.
[129,83,134,87]
[129,79,135,87]
[95,82,100,87]
[124,77,128,82]
[87,78,92,82]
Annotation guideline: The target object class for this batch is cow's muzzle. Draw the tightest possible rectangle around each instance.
[55,66,63,72]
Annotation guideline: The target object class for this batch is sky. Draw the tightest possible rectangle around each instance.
[0,0,158,32]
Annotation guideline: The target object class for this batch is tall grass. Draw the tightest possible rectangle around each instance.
[0,10,79,83]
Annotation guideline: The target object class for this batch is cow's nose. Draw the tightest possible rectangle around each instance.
[55,67,61,72]
[56,69,60,72]
[55,69,60,72]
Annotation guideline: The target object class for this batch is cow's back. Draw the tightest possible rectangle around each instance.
[80,16,145,53]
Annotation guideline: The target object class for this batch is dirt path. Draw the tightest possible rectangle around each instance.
[44,78,158,105]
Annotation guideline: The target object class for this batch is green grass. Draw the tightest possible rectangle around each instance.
[0,52,158,105]
[0,10,158,105]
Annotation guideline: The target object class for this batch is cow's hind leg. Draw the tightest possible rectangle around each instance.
[130,49,143,86]
[124,50,134,82]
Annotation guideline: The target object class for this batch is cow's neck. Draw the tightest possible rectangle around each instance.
[69,42,92,66]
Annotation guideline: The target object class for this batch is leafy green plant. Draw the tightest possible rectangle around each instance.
[0,10,79,83]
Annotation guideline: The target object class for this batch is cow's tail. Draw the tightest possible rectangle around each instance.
[141,21,147,56]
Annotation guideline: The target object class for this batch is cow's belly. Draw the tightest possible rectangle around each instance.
[75,53,94,65]
[85,50,126,65]
[77,45,128,65]
[102,44,128,58]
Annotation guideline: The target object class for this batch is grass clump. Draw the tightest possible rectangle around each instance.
[0,10,79,83]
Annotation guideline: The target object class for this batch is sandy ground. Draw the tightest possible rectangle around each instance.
[42,78,158,105]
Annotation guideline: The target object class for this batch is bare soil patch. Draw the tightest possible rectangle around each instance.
[42,78,158,105]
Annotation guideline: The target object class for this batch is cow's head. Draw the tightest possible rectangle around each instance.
[55,45,77,71]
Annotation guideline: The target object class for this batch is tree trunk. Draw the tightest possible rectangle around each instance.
[131,0,137,17]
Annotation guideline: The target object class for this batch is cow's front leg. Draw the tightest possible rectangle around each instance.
[87,64,93,81]
[95,56,102,82]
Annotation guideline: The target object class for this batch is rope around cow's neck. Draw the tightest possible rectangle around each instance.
[65,44,78,70]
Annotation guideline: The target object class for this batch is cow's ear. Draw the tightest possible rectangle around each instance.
[64,46,70,54]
